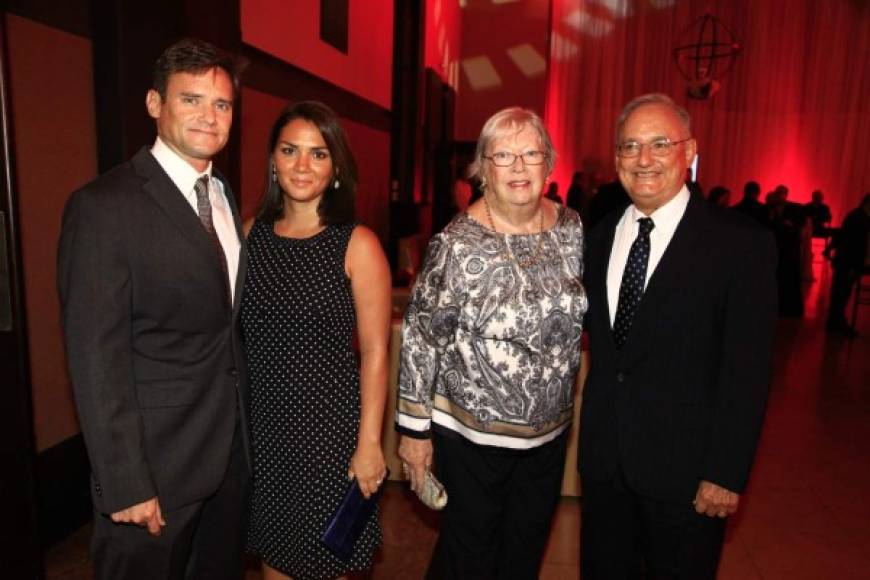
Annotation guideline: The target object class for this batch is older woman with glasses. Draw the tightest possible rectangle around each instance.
[396,107,587,579]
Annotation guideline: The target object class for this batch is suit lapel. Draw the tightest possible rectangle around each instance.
[132,148,238,308]
[132,147,218,256]
[587,212,621,349]
[214,169,247,319]
[620,194,709,354]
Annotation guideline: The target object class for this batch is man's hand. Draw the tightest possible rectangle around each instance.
[110,497,166,536]
[398,436,433,494]
[693,480,739,518]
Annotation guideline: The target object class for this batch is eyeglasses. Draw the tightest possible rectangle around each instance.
[483,151,548,167]
[616,137,692,158]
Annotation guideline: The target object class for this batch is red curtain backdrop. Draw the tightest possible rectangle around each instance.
[545,0,869,223]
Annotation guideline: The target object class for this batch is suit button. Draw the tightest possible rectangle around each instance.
[95,483,102,496]
[227,368,238,377]
[616,372,625,383]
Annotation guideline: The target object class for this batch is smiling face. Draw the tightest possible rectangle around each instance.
[146,68,233,172]
[483,124,548,209]
[616,103,696,214]
[272,118,334,207]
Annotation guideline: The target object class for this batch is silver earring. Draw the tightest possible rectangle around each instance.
[271,165,277,182]
[333,179,340,190]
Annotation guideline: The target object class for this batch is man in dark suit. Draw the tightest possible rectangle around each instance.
[58,39,249,579]
[580,94,777,578]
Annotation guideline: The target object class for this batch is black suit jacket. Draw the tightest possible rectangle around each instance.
[58,147,250,514]
[580,194,777,502]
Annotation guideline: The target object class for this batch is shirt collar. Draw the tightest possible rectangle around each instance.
[627,185,690,238]
[151,137,213,199]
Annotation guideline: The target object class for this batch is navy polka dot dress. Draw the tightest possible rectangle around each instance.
[242,219,381,579]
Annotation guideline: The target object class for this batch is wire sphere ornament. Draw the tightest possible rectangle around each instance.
[673,13,741,99]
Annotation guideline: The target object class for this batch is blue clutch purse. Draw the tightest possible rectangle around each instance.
[320,472,387,561]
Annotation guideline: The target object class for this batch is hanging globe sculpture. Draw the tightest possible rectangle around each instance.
[673,13,741,99]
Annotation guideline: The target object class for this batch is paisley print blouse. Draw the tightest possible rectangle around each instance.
[396,205,587,449]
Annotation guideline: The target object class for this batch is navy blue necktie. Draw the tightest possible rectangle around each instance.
[613,217,654,348]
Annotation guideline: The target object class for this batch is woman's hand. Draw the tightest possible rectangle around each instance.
[398,436,434,494]
[348,441,387,499]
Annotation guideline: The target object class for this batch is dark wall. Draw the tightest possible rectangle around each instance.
[5,0,96,553]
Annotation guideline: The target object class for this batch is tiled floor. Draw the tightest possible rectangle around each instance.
[44,259,870,579]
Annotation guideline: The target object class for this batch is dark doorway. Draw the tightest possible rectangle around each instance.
[0,12,43,579]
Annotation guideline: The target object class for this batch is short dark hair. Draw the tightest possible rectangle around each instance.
[256,101,357,225]
[744,181,761,197]
[152,38,243,99]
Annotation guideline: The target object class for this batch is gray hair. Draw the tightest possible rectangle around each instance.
[467,107,556,186]
[615,93,691,143]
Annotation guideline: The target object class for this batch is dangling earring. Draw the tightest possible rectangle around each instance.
[333,179,340,190]
[271,164,277,182]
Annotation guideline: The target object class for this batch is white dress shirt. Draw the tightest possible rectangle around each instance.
[606,186,690,325]
[151,137,241,302]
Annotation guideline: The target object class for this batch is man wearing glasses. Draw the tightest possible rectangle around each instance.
[579,93,777,578]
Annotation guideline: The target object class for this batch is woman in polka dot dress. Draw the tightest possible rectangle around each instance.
[241,101,391,580]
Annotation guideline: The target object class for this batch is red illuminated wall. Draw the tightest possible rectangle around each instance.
[424,0,462,90]
[242,0,394,110]
[546,0,869,222]
[455,0,551,142]
[240,88,284,220]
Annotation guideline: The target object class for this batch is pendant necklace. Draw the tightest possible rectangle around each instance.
[483,195,547,268]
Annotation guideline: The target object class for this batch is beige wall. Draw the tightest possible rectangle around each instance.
[7,14,97,451]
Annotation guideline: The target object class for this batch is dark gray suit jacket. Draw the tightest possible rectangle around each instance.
[58,147,250,514]
[580,193,777,502]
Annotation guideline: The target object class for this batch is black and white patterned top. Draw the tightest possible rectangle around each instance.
[396,205,587,449]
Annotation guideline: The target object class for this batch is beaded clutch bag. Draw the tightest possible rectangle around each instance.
[417,470,448,510]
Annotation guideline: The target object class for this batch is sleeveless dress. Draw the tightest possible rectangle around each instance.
[242,219,381,580]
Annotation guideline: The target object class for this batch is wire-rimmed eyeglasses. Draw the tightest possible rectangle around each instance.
[616,137,692,158]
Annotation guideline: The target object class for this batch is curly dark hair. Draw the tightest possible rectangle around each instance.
[256,101,357,225]
[152,38,243,99]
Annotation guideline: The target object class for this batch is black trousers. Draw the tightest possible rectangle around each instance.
[581,471,726,580]
[827,265,858,328]
[426,431,568,580]
[91,421,249,580]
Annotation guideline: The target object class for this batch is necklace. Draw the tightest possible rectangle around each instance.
[482,195,547,268]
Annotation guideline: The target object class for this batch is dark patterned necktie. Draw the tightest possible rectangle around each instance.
[612,217,655,348]
[194,175,230,299]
